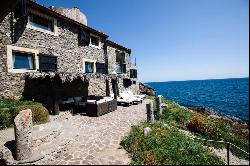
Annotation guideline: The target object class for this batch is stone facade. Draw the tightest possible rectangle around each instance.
[107,42,139,95]
[51,7,88,26]
[0,1,139,99]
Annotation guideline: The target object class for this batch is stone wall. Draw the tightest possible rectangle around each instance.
[107,44,139,94]
[0,8,139,99]
[0,12,105,98]
[51,7,88,25]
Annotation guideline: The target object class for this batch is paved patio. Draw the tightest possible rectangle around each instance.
[38,99,149,165]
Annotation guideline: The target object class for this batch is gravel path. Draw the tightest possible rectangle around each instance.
[38,99,149,165]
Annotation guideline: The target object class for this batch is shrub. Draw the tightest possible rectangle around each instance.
[187,115,205,133]
[121,122,224,165]
[0,108,12,129]
[232,123,249,140]
[161,106,191,128]
[0,100,49,129]
[10,104,49,125]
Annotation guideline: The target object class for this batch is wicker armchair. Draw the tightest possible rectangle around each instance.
[87,99,117,117]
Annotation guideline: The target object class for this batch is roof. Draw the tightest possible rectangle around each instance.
[107,40,131,54]
[27,0,109,38]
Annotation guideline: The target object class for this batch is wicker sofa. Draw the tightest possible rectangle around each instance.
[87,98,117,117]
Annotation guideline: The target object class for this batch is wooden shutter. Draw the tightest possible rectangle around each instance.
[122,64,126,73]
[80,29,90,44]
[39,54,57,72]
[130,69,137,78]
[96,63,106,74]
[134,69,137,78]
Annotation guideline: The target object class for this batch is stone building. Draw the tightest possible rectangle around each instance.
[0,0,139,113]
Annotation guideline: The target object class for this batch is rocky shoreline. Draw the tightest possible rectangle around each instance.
[139,83,156,96]
[186,105,249,125]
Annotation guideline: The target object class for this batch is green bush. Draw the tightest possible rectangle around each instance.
[161,106,191,128]
[121,122,224,165]
[0,98,49,129]
[10,104,49,125]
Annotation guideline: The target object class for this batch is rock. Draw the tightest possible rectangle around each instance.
[139,83,155,96]
[144,127,151,136]
[209,114,221,119]
[14,109,33,161]
[160,103,168,109]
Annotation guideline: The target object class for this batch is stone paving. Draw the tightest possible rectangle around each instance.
[36,99,150,165]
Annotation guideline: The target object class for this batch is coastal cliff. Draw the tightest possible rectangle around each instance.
[139,83,156,96]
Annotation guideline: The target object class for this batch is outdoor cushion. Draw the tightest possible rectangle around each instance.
[87,100,96,104]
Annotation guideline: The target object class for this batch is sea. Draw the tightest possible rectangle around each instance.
[147,77,249,122]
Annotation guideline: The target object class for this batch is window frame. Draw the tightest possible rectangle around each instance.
[7,45,39,73]
[26,9,58,36]
[89,33,101,49]
[82,58,96,73]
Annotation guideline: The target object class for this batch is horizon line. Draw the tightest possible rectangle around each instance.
[144,76,249,84]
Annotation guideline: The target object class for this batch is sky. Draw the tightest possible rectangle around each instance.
[36,0,249,82]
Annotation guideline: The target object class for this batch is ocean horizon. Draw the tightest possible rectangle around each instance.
[147,77,249,122]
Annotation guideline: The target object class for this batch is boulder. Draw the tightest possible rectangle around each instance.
[144,127,151,136]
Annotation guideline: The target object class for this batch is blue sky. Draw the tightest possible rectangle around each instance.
[37,0,249,82]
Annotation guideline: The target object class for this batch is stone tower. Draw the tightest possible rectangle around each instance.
[50,6,88,25]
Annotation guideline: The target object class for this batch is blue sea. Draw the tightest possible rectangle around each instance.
[147,78,249,122]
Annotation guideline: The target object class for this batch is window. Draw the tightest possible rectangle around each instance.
[116,63,126,74]
[116,51,126,74]
[83,58,96,73]
[29,13,53,32]
[85,62,94,73]
[89,34,100,48]
[39,54,57,72]
[80,29,90,45]
[116,51,125,63]
[96,63,106,74]
[7,45,39,73]
[27,10,58,36]
[130,69,137,78]
[12,52,34,70]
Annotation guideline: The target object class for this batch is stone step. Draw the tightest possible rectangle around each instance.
[32,122,63,148]
[2,121,79,165]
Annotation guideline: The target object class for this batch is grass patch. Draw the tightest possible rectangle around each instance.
[155,97,249,160]
[121,122,224,165]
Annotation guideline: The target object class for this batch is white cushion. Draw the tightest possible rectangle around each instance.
[96,99,105,104]
[87,100,96,104]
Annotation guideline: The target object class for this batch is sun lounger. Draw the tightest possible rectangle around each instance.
[124,91,142,104]
[110,93,133,106]
[127,90,145,100]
